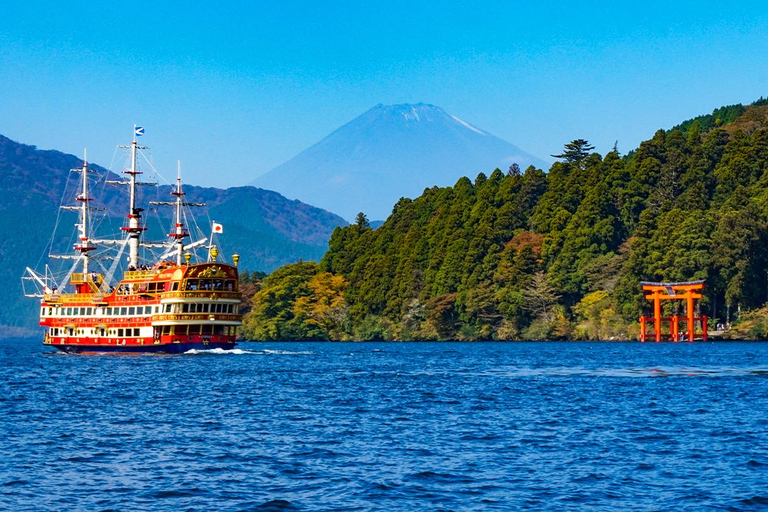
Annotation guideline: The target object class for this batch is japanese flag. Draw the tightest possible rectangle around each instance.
[212,222,224,234]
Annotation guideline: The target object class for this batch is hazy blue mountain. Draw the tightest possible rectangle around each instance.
[0,134,346,332]
[253,103,548,221]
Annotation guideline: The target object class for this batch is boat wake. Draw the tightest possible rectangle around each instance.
[184,348,261,355]
[184,348,314,356]
[261,349,314,355]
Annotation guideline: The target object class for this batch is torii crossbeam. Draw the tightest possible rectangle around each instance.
[639,281,708,342]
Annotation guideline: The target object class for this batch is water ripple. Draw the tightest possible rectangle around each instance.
[2,339,768,510]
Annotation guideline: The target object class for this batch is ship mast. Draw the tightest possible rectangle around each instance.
[149,161,204,265]
[53,151,98,273]
[116,127,148,269]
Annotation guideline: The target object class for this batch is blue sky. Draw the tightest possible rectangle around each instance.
[1,1,767,187]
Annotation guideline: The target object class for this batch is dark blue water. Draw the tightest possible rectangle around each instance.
[2,339,768,511]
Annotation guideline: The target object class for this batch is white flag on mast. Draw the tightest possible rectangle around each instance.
[212,222,224,234]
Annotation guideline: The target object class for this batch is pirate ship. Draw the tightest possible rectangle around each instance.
[23,128,242,353]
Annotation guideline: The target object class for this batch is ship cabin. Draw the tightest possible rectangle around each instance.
[40,261,242,349]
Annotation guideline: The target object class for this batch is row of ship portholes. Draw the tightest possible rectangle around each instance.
[49,327,144,337]
[41,302,237,318]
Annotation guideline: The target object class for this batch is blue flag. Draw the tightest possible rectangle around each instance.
[134,126,145,136]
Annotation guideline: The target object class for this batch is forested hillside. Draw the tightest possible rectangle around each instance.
[243,99,768,341]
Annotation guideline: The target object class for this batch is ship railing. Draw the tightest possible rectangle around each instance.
[123,270,159,281]
[71,272,106,293]
[153,313,242,322]
[161,291,241,300]
[43,292,106,303]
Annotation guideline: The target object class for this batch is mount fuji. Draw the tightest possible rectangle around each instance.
[252,103,547,221]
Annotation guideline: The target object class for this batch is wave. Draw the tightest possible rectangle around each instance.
[261,349,313,355]
[184,348,314,356]
[493,366,768,378]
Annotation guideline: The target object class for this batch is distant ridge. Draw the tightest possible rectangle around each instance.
[0,133,346,329]
[253,103,547,220]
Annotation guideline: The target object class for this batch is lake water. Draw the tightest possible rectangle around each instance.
[2,338,768,511]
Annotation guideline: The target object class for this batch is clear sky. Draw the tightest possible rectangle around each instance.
[1,1,767,188]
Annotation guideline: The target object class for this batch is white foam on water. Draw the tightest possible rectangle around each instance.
[184,348,314,356]
[184,348,260,355]
[261,349,314,355]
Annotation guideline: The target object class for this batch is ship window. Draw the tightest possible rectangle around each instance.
[118,329,124,337]
[120,307,127,316]
[200,304,207,313]
[66,308,72,316]
[136,306,143,315]
[186,279,198,291]
[171,282,179,291]
[128,307,136,315]
[181,304,188,313]
[86,307,92,316]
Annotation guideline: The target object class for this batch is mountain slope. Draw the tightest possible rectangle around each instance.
[1,134,346,332]
[253,103,547,220]
[244,96,768,341]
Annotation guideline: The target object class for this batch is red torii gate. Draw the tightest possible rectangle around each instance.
[639,281,708,342]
